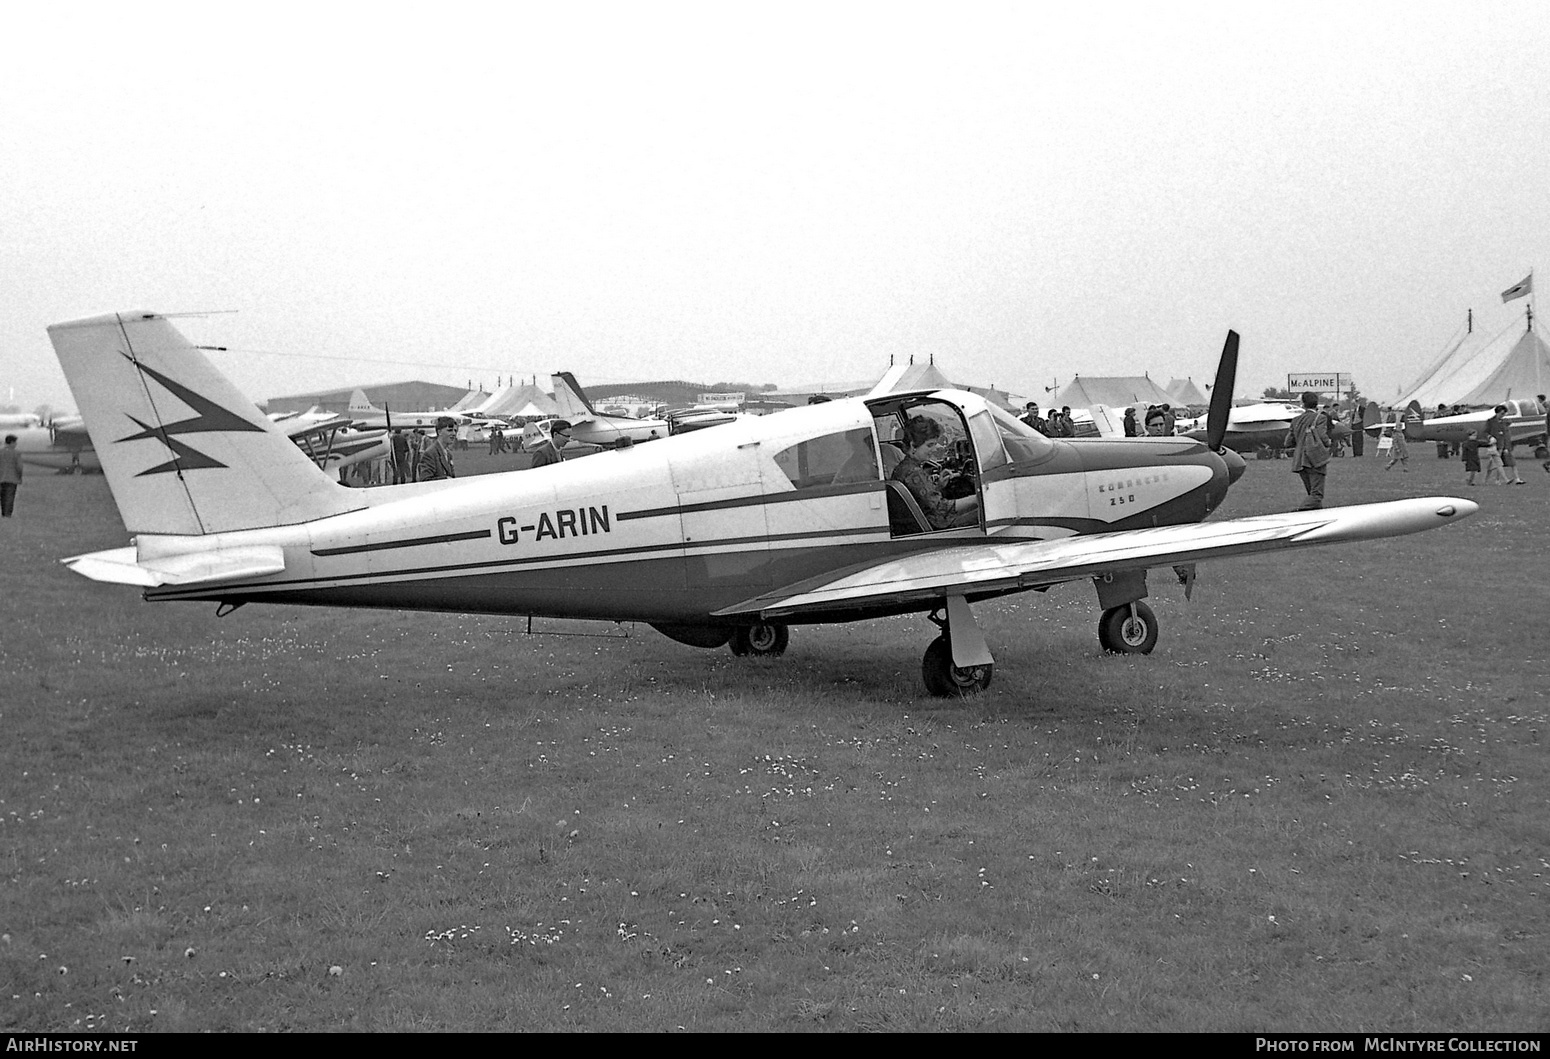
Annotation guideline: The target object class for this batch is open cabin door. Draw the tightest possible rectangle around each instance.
[865,395,990,539]
[962,405,1019,536]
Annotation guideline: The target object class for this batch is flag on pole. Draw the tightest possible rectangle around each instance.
[1500,273,1533,302]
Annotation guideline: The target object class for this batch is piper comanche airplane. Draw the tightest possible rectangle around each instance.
[50,312,1479,696]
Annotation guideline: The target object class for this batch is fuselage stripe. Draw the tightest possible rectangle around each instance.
[313,529,493,556]
[617,481,882,521]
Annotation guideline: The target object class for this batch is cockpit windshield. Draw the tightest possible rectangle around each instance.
[987,404,1059,463]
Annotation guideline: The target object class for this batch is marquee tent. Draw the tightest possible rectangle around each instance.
[1454,327,1550,405]
[1397,308,1545,408]
[477,382,560,419]
[1165,378,1209,407]
[1052,375,1175,410]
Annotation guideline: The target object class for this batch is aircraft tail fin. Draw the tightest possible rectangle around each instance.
[47,311,368,536]
[1404,399,1424,422]
[347,388,380,416]
[550,372,598,420]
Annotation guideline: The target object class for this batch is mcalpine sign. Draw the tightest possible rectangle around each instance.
[1287,372,1353,393]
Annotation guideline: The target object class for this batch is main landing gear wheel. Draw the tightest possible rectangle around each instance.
[1098,601,1158,655]
[921,635,993,697]
[730,622,789,657]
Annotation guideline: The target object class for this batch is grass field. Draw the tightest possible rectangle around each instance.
[2,448,1547,1031]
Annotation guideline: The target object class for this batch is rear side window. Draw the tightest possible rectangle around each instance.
[772,427,878,489]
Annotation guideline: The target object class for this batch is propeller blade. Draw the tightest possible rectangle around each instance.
[1205,330,1239,452]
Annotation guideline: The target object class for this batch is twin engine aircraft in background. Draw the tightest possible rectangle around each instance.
[1401,397,1548,453]
[1180,402,1305,454]
[533,372,672,449]
[346,390,503,433]
[49,312,1477,697]
[13,405,390,477]
[11,414,98,473]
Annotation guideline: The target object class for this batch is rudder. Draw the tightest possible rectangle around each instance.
[550,372,597,419]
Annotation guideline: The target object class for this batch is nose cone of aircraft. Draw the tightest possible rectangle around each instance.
[1221,446,1247,484]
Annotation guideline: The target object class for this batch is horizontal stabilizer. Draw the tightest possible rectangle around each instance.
[62,545,286,587]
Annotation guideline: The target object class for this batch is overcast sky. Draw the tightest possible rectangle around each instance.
[4,2,1547,412]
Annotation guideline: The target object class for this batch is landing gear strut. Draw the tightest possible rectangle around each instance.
[1098,601,1158,654]
[920,597,993,697]
[730,622,789,656]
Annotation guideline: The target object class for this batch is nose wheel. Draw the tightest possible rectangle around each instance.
[1098,601,1158,654]
[730,622,789,656]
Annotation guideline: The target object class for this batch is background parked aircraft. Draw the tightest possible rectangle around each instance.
[1178,402,1295,450]
[269,408,391,475]
[11,414,97,473]
[538,372,671,448]
[1401,397,1548,453]
[346,389,503,432]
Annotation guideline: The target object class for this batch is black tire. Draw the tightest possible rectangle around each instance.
[730,623,789,657]
[920,636,993,697]
[1098,601,1159,655]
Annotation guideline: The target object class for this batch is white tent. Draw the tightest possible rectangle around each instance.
[448,388,491,412]
[1166,378,1209,407]
[478,382,559,419]
[1454,326,1550,405]
[867,360,955,396]
[1052,376,1175,410]
[1396,309,1539,408]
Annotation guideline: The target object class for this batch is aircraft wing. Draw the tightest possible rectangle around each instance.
[715,497,1475,619]
[280,413,350,437]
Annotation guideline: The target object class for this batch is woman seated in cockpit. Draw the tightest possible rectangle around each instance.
[891,416,979,529]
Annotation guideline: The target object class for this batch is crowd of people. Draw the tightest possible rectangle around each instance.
[340,416,576,487]
[1017,402,1080,436]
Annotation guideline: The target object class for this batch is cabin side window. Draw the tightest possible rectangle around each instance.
[772,427,879,489]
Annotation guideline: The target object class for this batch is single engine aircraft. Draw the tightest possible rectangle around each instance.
[49,312,1477,696]
[1401,398,1548,454]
